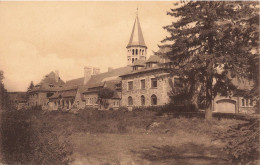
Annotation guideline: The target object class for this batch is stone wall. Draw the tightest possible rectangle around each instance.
[28,92,49,107]
[121,70,173,107]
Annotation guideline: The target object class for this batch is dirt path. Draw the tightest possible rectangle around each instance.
[70,133,229,165]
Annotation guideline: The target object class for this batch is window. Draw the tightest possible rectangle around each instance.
[141,79,145,89]
[151,95,157,105]
[174,78,182,88]
[141,95,145,106]
[132,58,134,63]
[128,96,133,106]
[151,78,157,88]
[250,99,253,106]
[146,63,152,68]
[132,49,134,55]
[128,81,133,90]
[242,98,254,107]
[136,49,138,55]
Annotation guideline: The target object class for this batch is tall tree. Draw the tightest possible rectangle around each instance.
[26,81,34,101]
[158,1,259,119]
[27,81,34,91]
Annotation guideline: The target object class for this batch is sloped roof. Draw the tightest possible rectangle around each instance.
[157,47,172,54]
[30,71,65,93]
[120,66,168,77]
[64,77,84,87]
[146,55,161,63]
[85,66,132,90]
[126,15,147,48]
[62,89,77,98]
[132,59,146,66]
[49,92,62,99]
[39,71,65,86]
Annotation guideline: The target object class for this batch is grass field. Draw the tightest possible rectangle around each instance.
[0,109,258,165]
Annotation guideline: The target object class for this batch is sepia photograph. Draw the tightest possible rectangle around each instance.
[0,1,259,165]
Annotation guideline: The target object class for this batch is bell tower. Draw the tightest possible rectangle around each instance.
[126,9,147,66]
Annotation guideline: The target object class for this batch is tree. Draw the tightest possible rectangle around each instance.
[158,2,259,119]
[98,88,114,109]
[0,70,8,109]
[28,81,34,91]
[26,81,34,101]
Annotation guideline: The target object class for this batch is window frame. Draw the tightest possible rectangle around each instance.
[151,94,157,105]
[127,81,134,91]
[128,96,133,106]
[140,79,146,89]
[141,95,145,106]
[151,78,157,88]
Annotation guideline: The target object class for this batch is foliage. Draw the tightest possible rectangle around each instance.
[98,87,114,109]
[0,110,73,165]
[0,70,8,110]
[218,119,259,164]
[118,106,129,112]
[98,87,114,99]
[158,1,259,119]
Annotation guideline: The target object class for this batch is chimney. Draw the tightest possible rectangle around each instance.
[93,67,100,75]
[55,70,59,82]
[108,67,113,72]
[84,66,93,85]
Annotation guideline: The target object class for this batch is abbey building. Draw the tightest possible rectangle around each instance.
[27,13,255,113]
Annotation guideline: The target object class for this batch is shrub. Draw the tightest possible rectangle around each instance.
[109,107,114,111]
[0,109,73,165]
[220,119,260,164]
[118,106,129,112]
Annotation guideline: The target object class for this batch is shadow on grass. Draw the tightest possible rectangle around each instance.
[131,142,229,165]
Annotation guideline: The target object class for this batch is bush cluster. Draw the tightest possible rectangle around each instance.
[0,109,73,165]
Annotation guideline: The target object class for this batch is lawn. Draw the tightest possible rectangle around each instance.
[0,109,258,165]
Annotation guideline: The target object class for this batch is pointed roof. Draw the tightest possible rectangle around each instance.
[127,15,147,48]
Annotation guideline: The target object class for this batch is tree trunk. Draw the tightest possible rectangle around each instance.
[205,105,212,120]
[191,82,202,110]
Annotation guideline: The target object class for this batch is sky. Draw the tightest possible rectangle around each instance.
[0,1,175,92]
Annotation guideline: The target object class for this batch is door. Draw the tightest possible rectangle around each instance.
[215,99,236,113]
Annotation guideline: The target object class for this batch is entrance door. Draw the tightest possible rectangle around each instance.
[215,99,236,113]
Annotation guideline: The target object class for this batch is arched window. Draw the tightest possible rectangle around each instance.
[132,58,134,63]
[132,49,134,55]
[128,96,133,106]
[135,58,137,61]
[151,95,157,105]
[136,49,138,55]
[141,95,145,106]
[142,50,144,55]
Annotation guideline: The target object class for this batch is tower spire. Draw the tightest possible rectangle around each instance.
[126,9,147,66]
